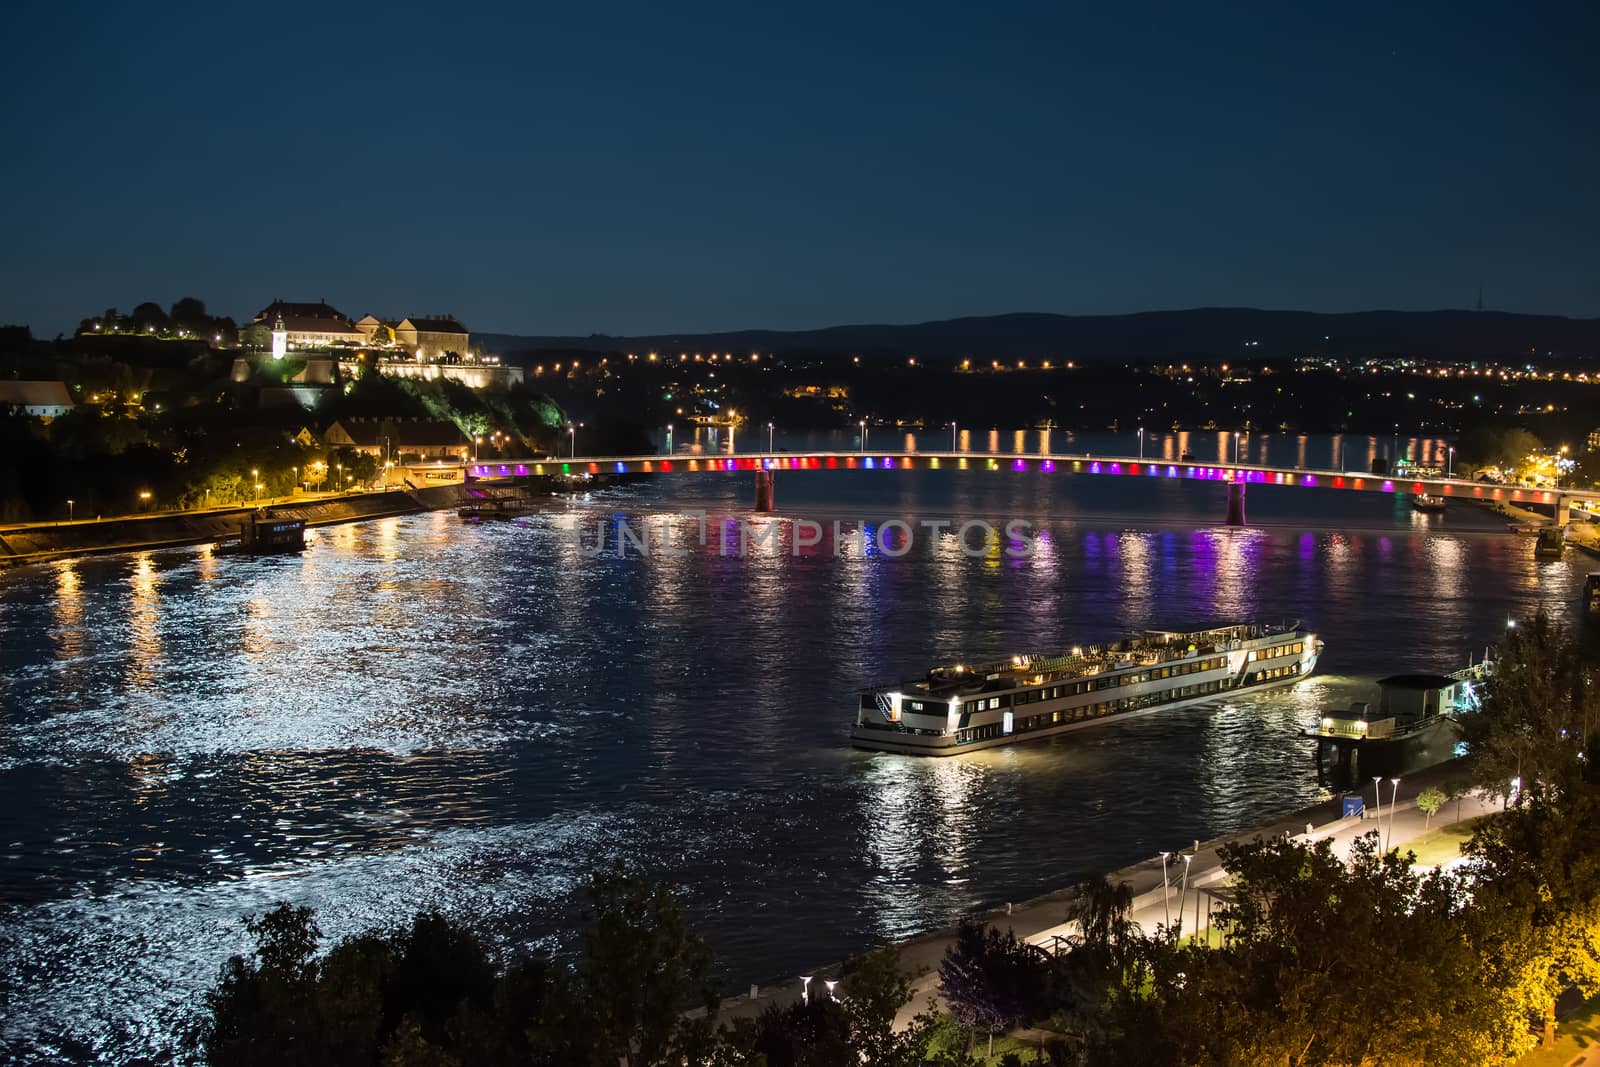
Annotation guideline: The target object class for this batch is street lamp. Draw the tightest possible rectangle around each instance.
[950,420,958,452]
[1138,426,1145,460]
[1178,853,1193,936]
[1159,851,1172,929]
[66,498,74,521]
[1387,777,1402,852]
[665,423,673,456]
[474,435,483,461]
[859,419,868,453]
[767,421,774,453]
[1448,446,1455,479]
[799,975,813,1003]
[568,424,577,458]
[1372,776,1383,822]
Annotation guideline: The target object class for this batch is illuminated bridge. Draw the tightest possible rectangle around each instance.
[465,450,1591,528]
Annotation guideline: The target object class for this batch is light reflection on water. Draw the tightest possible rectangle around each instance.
[0,453,1592,1063]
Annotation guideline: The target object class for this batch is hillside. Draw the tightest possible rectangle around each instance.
[481,308,1600,362]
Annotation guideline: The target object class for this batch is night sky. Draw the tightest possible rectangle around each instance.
[4,2,1596,337]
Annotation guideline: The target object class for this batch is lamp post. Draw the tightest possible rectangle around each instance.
[665,423,673,456]
[66,498,74,521]
[568,424,576,459]
[1138,426,1145,460]
[1448,446,1455,479]
[1387,777,1402,852]
[950,420,958,452]
[767,421,774,453]
[799,975,813,1004]
[1159,851,1172,929]
[860,419,868,453]
[1372,776,1383,823]
[251,469,260,505]
[1178,853,1193,937]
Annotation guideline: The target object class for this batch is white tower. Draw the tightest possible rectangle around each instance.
[270,314,287,360]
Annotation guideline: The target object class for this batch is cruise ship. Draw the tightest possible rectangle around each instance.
[851,622,1321,755]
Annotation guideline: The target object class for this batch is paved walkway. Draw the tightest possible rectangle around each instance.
[712,762,1496,1030]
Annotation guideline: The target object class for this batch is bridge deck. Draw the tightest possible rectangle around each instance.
[465,450,1583,507]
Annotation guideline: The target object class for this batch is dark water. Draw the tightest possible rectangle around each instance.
[0,432,1590,1063]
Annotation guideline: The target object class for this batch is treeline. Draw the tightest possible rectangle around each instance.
[196,616,1600,1066]
[196,864,953,1067]
[76,297,237,342]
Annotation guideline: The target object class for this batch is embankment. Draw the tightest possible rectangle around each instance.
[0,483,502,567]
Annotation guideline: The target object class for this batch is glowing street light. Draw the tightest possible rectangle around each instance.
[665,423,673,456]
[1138,425,1145,460]
[859,419,868,453]
[1178,853,1193,936]
[1159,851,1172,929]
[1372,776,1383,822]
[767,421,774,453]
[799,975,813,1003]
[950,420,958,452]
[1386,777,1402,852]
[569,424,577,458]
[66,498,74,521]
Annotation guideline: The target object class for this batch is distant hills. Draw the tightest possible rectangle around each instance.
[482,308,1600,362]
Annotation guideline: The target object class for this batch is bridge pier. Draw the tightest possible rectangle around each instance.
[754,469,775,512]
[1226,477,1247,526]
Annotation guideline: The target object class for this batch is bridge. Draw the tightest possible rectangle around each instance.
[464,450,1593,529]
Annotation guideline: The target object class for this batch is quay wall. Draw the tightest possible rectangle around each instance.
[0,483,504,567]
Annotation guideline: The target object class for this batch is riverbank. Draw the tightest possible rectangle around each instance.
[1458,496,1600,560]
[715,758,1481,1029]
[0,483,526,567]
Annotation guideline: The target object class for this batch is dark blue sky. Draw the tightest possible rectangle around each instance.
[4,2,1596,336]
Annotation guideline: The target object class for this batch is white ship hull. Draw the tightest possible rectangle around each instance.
[851,624,1320,757]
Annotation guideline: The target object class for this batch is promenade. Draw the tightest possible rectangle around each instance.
[715,760,1494,1030]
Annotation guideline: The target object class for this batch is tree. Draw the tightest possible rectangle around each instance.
[1459,612,1598,809]
[1466,793,1600,1050]
[131,301,171,335]
[1416,786,1446,829]
[937,922,1044,1058]
[838,944,935,1067]
[1099,834,1525,1066]
[172,296,209,330]
[577,862,718,1067]
[744,995,854,1067]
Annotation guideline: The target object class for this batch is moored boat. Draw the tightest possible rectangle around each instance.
[852,622,1320,755]
[231,512,306,554]
[1410,493,1446,513]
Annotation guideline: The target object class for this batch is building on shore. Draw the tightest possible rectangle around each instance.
[395,316,470,360]
[0,380,75,418]
[251,300,366,350]
[315,417,471,463]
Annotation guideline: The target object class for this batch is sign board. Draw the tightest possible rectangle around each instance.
[1342,796,1365,819]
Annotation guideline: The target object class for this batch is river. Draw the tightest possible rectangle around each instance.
[0,431,1590,1063]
